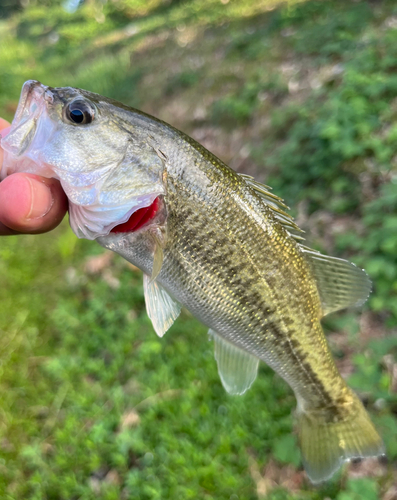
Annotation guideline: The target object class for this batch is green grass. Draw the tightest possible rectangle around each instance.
[1,0,397,498]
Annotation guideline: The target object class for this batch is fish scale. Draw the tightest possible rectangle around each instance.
[1,80,384,483]
[162,141,339,404]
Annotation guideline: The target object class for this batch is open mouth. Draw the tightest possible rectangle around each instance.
[0,81,49,162]
[16,81,52,118]
[111,196,162,234]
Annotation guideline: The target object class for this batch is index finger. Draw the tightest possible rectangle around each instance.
[0,118,11,169]
[0,118,13,234]
[0,117,10,130]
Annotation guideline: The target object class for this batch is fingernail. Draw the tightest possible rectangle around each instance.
[26,177,54,219]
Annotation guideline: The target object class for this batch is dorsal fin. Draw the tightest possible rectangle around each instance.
[239,173,305,241]
[239,174,371,316]
[301,247,372,316]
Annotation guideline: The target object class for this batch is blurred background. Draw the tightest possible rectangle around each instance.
[1,0,397,498]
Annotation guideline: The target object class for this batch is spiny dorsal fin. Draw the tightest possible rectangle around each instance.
[239,174,305,241]
[209,329,259,395]
[143,274,181,337]
[301,247,372,316]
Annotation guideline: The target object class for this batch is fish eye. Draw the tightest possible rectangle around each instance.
[64,100,95,125]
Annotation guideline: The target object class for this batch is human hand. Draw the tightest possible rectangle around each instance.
[0,117,68,235]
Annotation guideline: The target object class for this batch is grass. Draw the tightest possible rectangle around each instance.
[1,0,397,498]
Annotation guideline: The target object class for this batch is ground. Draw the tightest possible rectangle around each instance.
[1,1,397,499]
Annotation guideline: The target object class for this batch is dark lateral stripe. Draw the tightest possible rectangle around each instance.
[268,322,337,410]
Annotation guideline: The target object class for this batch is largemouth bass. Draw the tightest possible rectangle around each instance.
[1,80,384,483]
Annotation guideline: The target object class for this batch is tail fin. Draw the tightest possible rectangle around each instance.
[297,397,384,483]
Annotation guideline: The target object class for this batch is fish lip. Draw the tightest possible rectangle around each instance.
[0,80,52,161]
[14,80,48,123]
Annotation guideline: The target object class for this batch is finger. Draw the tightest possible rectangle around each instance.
[0,117,10,130]
[0,173,68,235]
[0,118,11,169]
[0,120,18,234]
[0,221,18,235]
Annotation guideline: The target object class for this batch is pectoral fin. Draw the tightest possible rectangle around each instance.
[143,274,181,337]
[151,242,163,282]
[149,229,166,282]
[209,330,259,395]
[301,247,372,316]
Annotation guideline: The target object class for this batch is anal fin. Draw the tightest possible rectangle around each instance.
[210,329,259,395]
[143,274,181,337]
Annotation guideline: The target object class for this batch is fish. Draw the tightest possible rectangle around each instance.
[1,80,385,483]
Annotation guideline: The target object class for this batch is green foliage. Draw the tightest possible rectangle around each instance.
[281,1,374,61]
[1,0,397,499]
[247,1,397,324]
[211,84,260,125]
[336,183,397,324]
[211,76,287,126]
[337,478,379,500]
[165,70,200,96]
[272,434,300,468]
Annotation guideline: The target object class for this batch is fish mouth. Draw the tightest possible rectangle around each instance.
[0,80,53,158]
[0,80,57,181]
[15,80,46,120]
[110,196,163,234]
[13,80,54,125]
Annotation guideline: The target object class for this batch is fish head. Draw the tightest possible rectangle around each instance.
[1,80,166,239]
